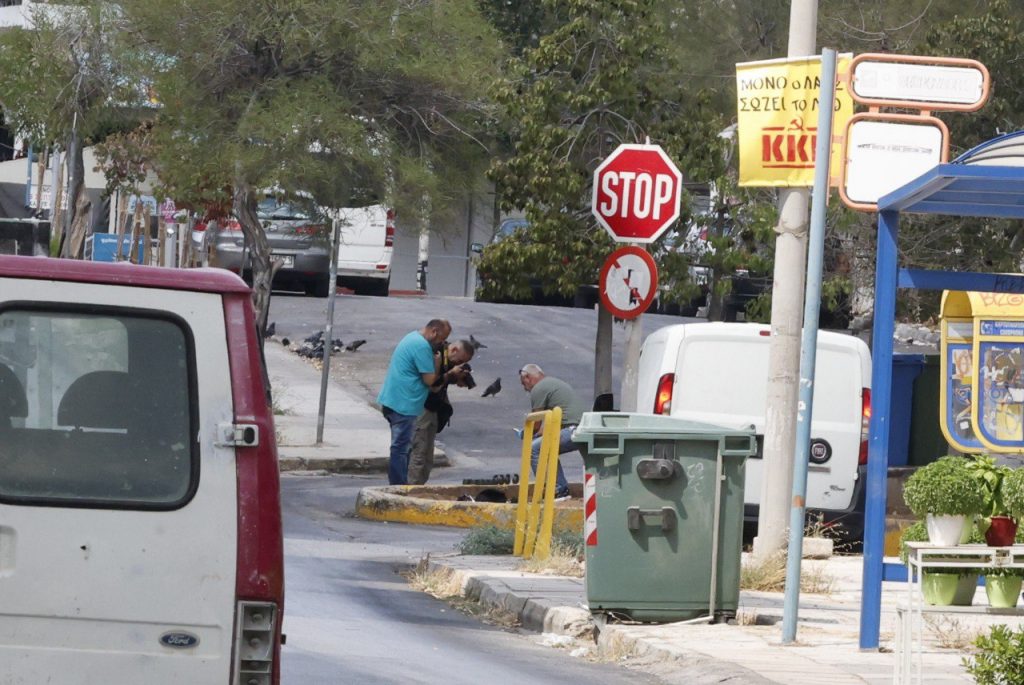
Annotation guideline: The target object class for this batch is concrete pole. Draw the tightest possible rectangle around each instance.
[619,316,642,412]
[753,0,817,561]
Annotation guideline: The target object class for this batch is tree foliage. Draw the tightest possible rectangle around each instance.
[105,0,503,332]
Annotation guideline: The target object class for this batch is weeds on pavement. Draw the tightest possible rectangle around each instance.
[925,615,983,651]
[740,552,836,594]
[518,541,584,577]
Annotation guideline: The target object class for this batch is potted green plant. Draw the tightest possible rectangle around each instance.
[967,455,1018,546]
[900,520,961,606]
[903,456,985,546]
[984,567,1023,608]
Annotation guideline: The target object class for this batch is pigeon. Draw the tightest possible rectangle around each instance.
[263,321,276,338]
[469,334,487,350]
[346,339,366,352]
[281,337,290,347]
[303,331,324,344]
[481,377,501,397]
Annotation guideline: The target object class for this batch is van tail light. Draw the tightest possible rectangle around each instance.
[235,600,278,684]
[859,388,871,465]
[654,373,675,415]
[385,209,395,247]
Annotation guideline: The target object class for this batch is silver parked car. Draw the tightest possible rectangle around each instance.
[211,196,332,297]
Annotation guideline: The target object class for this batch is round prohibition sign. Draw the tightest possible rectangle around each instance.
[598,246,659,320]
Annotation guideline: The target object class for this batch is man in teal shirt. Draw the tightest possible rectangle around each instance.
[378,319,450,484]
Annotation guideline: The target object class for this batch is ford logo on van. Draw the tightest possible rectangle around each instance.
[160,631,200,649]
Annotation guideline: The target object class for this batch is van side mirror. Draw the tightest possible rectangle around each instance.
[470,242,483,255]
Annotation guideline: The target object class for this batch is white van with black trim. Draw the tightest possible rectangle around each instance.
[635,322,872,538]
[0,255,284,684]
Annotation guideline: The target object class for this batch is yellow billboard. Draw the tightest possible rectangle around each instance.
[736,55,854,187]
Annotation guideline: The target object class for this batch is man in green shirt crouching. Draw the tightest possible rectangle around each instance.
[518,363,588,499]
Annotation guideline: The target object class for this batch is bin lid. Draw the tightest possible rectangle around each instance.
[573,412,756,439]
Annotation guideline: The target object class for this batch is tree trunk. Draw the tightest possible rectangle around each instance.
[594,306,613,405]
[59,129,85,258]
[63,185,91,260]
[233,180,273,343]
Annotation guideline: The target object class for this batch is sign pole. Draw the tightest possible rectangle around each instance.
[316,213,341,445]
[753,0,816,564]
[620,243,644,412]
[782,47,837,644]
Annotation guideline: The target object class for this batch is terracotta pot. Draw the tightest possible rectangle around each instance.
[985,515,1018,546]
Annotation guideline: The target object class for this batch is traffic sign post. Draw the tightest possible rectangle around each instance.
[591,142,680,412]
[592,143,682,244]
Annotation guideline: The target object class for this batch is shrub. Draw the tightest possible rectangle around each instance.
[457,526,583,557]
[1001,467,1024,520]
[967,454,1014,518]
[963,624,1024,685]
[903,456,985,518]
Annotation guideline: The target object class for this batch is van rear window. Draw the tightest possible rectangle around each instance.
[0,308,196,509]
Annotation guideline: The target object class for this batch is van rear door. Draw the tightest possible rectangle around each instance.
[337,205,388,271]
[671,327,865,512]
[0,279,238,684]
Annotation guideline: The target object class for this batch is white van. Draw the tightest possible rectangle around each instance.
[336,204,394,296]
[0,255,284,684]
[636,322,871,536]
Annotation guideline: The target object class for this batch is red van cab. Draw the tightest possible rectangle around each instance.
[0,255,284,684]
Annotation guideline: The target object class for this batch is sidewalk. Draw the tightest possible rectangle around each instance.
[426,552,1022,684]
[265,341,449,472]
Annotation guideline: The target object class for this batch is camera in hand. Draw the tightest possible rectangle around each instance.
[459,363,476,389]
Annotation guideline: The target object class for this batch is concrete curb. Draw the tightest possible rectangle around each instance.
[427,557,774,684]
[356,484,583,531]
[279,455,389,473]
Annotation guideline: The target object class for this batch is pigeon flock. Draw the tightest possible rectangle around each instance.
[270,325,503,394]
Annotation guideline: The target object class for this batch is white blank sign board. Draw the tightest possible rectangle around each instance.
[845,120,944,205]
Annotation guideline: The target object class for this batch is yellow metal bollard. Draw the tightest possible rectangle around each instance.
[516,409,565,557]
[514,408,562,559]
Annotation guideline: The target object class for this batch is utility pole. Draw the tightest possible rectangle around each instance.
[753,0,817,561]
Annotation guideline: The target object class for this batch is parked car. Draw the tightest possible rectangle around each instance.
[335,204,394,296]
[0,255,285,684]
[212,193,333,297]
[635,322,871,540]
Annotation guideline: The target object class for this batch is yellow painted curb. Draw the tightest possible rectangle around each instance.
[356,484,583,532]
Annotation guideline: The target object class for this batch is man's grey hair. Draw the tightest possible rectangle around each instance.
[452,339,474,358]
[520,363,544,377]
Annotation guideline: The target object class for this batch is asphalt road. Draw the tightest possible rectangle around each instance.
[280,473,670,684]
[268,293,698,479]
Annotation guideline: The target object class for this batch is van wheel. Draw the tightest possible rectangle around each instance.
[307,275,331,298]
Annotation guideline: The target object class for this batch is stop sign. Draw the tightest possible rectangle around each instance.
[591,143,683,243]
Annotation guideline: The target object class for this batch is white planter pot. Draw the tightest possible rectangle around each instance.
[926,514,967,546]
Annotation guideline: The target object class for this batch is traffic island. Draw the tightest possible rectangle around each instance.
[355,483,583,531]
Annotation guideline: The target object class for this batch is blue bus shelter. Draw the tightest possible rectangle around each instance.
[860,131,1024,648]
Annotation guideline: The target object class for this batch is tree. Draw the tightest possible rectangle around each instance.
[481,0,771,400]
[0,2,144,257]
[111,0,502,335]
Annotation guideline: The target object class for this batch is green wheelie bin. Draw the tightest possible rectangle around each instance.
[573,412,756,622]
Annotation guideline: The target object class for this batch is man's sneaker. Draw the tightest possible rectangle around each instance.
[553,486,571,501]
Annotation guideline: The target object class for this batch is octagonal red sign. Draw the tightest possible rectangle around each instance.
[592,143,683,243]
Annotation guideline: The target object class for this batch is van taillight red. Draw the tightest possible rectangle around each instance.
[654,373,674,415]
[859,387,871,465]
[385,209,395,247]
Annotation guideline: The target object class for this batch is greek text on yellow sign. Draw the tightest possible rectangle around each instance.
[736,55,854,187]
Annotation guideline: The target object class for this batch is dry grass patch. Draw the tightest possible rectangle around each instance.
[924,615,983,651]
[518,542,585,577]
[404,557,521,630]
[740,552,835,594]
[404,557,463,599]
